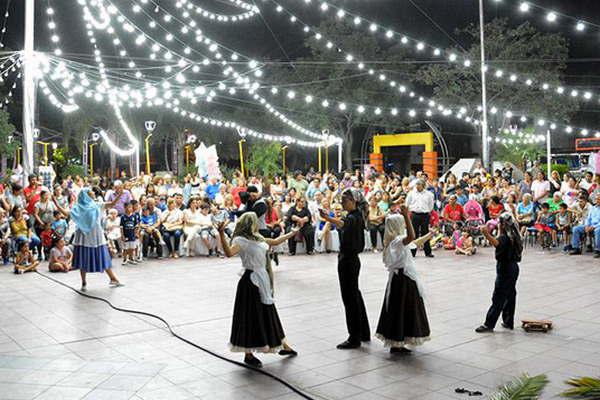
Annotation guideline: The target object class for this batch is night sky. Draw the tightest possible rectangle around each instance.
[3,0,600,153]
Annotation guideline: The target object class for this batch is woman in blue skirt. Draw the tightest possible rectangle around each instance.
[53,188,123,291]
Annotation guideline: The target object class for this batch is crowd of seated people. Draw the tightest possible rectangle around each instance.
[0,160,598,275]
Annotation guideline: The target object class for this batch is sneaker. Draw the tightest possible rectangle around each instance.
[13,267,22,275]
[80,283,87,292]
[109,281,124,288]
[129,259,139,265]
[122,259,129,266]
[244,355,263,368]
[569,249,582,255]
[594,252,600,259]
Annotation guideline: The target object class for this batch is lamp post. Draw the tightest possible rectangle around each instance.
[318,146,322,173]
[185,134,197,171]
[238,139,246,177]
[282,145,288,175]
[83,131,100,177]
[89,142,97,176]
[36,141,50,166]
[22,0,36,180]
[144,121,156,175]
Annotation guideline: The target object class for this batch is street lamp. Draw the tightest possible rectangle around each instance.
[144,121,156,175]
[36,141,51,166]
[83,130,100,176]
[185,133,197,170]
[238,139,246,177]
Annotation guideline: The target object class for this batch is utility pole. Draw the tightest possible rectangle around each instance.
[478,0,490,169]
[22,0,36,180]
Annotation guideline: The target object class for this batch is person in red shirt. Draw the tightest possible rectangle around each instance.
[23,175,42,215]
[231,178,247,208]
[486,195,504,233]
[442,195,464,224]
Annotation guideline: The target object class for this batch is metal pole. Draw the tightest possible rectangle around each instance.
[238,139,245,177]
[145,134,152,174]
[135,147,140,177]
[318,146,322,173]
[325,146,329,172]
[546,129,551,179]
[478,0,490,169]
[22,0,36,179]
[89,144,95,176]
[337,142,342,173]
[282,146,287,176]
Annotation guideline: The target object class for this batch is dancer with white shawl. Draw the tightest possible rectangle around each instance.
[375,206,431,354]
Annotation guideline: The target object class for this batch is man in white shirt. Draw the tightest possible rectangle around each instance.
[405,180,435,257]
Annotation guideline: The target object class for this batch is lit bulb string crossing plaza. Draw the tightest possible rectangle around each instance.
[0,0,12,49]
[66,0,328,142]
[494,0,600,37]
[261,0,598,136]
[0,53,21,105]
[95,0,329,140]
[279,0,600,105]
[38,62,332,149]
[169,0,260,23]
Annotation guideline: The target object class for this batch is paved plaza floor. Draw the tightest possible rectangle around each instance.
[1,246,600,400]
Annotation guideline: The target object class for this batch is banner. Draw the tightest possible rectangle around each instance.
[194,142,222,179]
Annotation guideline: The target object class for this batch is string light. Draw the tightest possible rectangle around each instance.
[281,0,600,105]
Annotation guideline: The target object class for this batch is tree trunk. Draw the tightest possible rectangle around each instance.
[343,122,354,171]
[164,136,171,172]
[1,154,6,175]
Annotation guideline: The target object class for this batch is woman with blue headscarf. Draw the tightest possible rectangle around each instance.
[53,187,123,291]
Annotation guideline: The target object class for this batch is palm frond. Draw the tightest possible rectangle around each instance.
[490,374,549,400]
[561,376,600,399]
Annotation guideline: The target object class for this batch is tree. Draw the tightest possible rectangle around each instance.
[267,20,416,169]
[493,126,545,169]
[0,109,17,175]
[416,19,577,159]
[246,142,282,177]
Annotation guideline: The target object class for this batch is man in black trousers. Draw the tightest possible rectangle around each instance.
[406,179,435,257]
[320,189,370,349]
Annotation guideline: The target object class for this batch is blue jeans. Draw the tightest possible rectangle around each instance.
[571,225,600,251]
[162,229,183,254]
[16,234,41,249]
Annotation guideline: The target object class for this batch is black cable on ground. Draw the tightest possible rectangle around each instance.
[35,271,320,400]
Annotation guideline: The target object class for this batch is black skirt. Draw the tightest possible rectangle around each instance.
[375,272,431,348]
[229,270,286,353]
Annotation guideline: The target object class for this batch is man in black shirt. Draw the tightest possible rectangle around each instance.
[320,189,370,349]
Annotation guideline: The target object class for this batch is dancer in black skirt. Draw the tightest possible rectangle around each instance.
[218,212,299,368]
[375,206,431,354]
[476,212,523,333]
[319,189,370,349]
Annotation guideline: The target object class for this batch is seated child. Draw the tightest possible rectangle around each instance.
[105,208,122,257]
[555,203,571,245]
[14,242,39,274]
[48,237,72,273]
[455,230,476,256]
[51,210,68,239]
[443,224,461,250]
[534,202,555,248]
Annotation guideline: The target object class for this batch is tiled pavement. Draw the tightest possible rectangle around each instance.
[1,246,600,400]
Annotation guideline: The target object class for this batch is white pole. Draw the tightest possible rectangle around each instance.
[478,0,490,169]
[22,0,36,179]
[546,129,551,179]
[135,147,140,177]
[337,142,342,173]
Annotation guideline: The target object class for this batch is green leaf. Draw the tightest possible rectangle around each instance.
[490,374,549,400]
[561,376,600,399]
